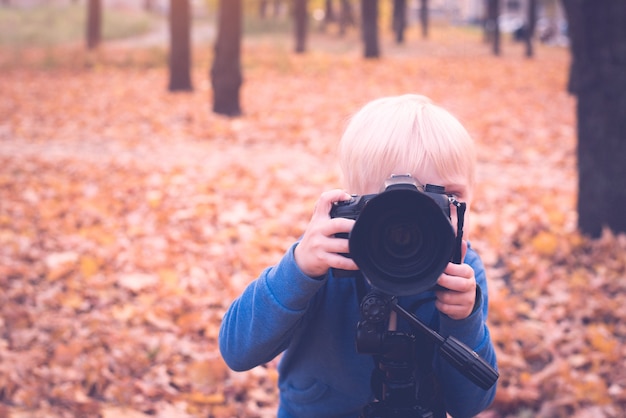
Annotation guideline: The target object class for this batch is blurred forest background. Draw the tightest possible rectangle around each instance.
[1,0,625,417]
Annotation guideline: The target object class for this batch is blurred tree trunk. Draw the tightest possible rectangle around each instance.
[274,0,282,17]
[392,0,406,44]
[294,0,308,53]
[361,0,379,58]
[486,0,500,55]
[339,0,354,36]
[260,0,268,18]
[260,0,282,18]
[420,0,428,38]
[86,0,101,50]
[524,0,537,57]
[211,0,243,116]
[325,0,336,23]
[168,0,193,91]
[562,0,626,237]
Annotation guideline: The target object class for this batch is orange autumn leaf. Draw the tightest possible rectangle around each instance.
[0,13,624,418]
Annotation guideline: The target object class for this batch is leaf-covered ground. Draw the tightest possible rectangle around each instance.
[1,25,625,418]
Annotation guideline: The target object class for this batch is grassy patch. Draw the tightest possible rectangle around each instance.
[0,4,157,47]
[243,15,291,37]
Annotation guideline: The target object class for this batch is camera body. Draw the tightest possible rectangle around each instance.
[330,175,463,296]
[331,180,451,226]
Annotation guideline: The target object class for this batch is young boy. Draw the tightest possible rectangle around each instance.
[219,95,498,417]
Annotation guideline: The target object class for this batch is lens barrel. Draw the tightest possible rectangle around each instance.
[349,187,455,296]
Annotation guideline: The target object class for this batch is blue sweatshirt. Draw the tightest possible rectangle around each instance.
[219,243,497,418]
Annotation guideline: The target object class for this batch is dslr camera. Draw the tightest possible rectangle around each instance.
[330,174,466,296]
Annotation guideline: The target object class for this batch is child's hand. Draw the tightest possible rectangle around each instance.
[435,241,477,320]
[294,190,359,278]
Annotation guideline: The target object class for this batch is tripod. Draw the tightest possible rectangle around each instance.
[356,291,498,418]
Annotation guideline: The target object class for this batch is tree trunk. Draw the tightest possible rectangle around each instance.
[325,0,335,23]
[211,0,243,116]
[273,0,282,18]
[168,0,193,92]
[339,0,354,36]
[562,0,626,237]
[259,0,268,18]
[86,0,101,50]
[524,0,537,57]
[486,0,500,55]
[392,0,406,44]
[293,0,307,53]
[420,0,428,39]
[361,0,379,58]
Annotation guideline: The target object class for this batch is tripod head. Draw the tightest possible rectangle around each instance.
[356,291,498,418]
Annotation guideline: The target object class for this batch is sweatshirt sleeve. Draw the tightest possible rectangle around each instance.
[435,246,498,417]
[219,243,326,372]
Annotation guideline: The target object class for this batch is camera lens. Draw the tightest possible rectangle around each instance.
[349,187,455,295]
[383,222,421,259]
[367,211,443,282]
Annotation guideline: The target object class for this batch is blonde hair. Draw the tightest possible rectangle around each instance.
[339,94,476,195]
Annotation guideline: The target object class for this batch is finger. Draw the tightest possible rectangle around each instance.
[328,253,359,271]
[317,232,351,255]
[437,271,475,293]
[442,260,474,279]
[436,286,474,304]
[436,285,475,311]
[313,190,353,219]
[435,299,472,320]
[323,217,355,237]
